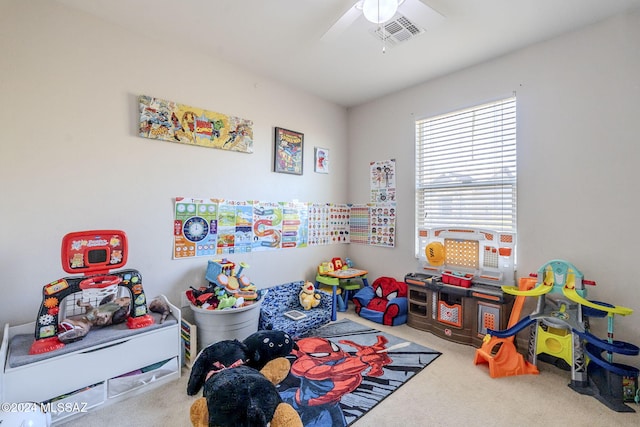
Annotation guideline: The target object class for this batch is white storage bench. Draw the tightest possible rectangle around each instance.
[0,295,181,425]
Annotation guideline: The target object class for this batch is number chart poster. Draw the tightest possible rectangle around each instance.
[349,203,396,247]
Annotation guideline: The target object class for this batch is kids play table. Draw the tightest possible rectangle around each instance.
[315,268,369,321]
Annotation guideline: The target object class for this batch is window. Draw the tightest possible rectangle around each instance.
[415,97,517,250]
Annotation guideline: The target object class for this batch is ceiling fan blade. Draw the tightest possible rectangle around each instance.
[398,0,445,30]
[321,3,362,43]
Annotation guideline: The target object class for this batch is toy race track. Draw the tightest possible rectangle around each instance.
[486,316,536,339]
[474,260,639,412]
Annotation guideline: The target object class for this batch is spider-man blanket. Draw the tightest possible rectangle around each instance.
[278,319,441,427]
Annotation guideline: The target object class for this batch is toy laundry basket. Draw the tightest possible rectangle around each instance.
[189,301,262,352]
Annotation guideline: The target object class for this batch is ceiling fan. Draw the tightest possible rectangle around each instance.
[321,0,445,46]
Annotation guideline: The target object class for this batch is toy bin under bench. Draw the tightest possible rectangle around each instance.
[0,296,181,425]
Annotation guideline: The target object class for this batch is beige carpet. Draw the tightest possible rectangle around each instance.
[60,309,640,426]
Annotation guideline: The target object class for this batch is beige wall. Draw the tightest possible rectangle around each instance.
[0,0,349,328]
[347,10,640,345]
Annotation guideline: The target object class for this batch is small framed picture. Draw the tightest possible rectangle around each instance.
[314,147,329,174]
[274,127,304,175]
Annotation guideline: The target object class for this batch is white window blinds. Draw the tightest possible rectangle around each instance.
[415,97,517,237]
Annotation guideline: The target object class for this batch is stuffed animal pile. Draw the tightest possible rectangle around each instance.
[187,330,302,427]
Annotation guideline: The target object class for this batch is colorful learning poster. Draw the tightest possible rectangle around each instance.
[329,204,351,244]
[308,203,331,246]
[211,200,254,254]
[232,201,254,254]
[252,201,283,251]
[369,203,396,247]
[349,204,370,245]
[173,197,397,257]
[173,197,219,259]
[370,159,396,202]
[139,95,254,153]
[280,201,309,249]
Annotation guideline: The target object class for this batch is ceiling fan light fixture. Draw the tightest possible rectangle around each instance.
[362,0,398,24]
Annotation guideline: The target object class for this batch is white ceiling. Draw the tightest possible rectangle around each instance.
[56,0,640,108]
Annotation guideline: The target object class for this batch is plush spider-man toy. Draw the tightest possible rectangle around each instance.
[353,277,408,326]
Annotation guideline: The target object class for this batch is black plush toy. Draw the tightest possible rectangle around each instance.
[243,330,297,371]
[187,330,299,427]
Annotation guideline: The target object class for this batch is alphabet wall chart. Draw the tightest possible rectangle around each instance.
[173,197,396,258]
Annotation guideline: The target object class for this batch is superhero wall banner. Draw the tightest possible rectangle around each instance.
[173,197,396,259]
[139,95,254,153]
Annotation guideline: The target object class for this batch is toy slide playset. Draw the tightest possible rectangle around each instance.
[29,230,155,355]
[474,259,639,412]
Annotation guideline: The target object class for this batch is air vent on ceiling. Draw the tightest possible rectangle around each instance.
[370,15,425,48]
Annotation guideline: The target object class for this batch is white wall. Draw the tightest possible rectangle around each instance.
[0,0,349,328]
[347,10,640,344]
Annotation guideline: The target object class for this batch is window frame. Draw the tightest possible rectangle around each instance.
[415,97,517,256]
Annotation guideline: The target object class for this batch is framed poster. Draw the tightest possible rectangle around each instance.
[274,127,304,175]
[314,147,329,173]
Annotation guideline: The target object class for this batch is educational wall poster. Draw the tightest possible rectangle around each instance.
[174,197,219,259]
[349,203,397,247]
[369,203,396,247]
[139,95,254,153]
[308,203,331,246]
[252,201,282,251]
[173,198,395,258]
[281,201,309,249]
[349,205,370,245]
[329,204,351,244]
[370,159,396,203]
[216,200,253,254]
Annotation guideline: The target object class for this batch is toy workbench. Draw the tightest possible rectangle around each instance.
[405,227,516,347]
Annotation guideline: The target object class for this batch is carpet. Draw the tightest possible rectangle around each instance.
[278,319,441,426]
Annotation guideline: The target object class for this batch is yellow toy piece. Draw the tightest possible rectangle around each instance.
[425,241,445,266]
[502,269,555,296]
[562,288,633,316]
[502,281,553,297]
[317,261,335,275]
[299,281,321,310]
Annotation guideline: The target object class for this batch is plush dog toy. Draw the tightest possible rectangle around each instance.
[299,281,321,311]
[187,330,301,427]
